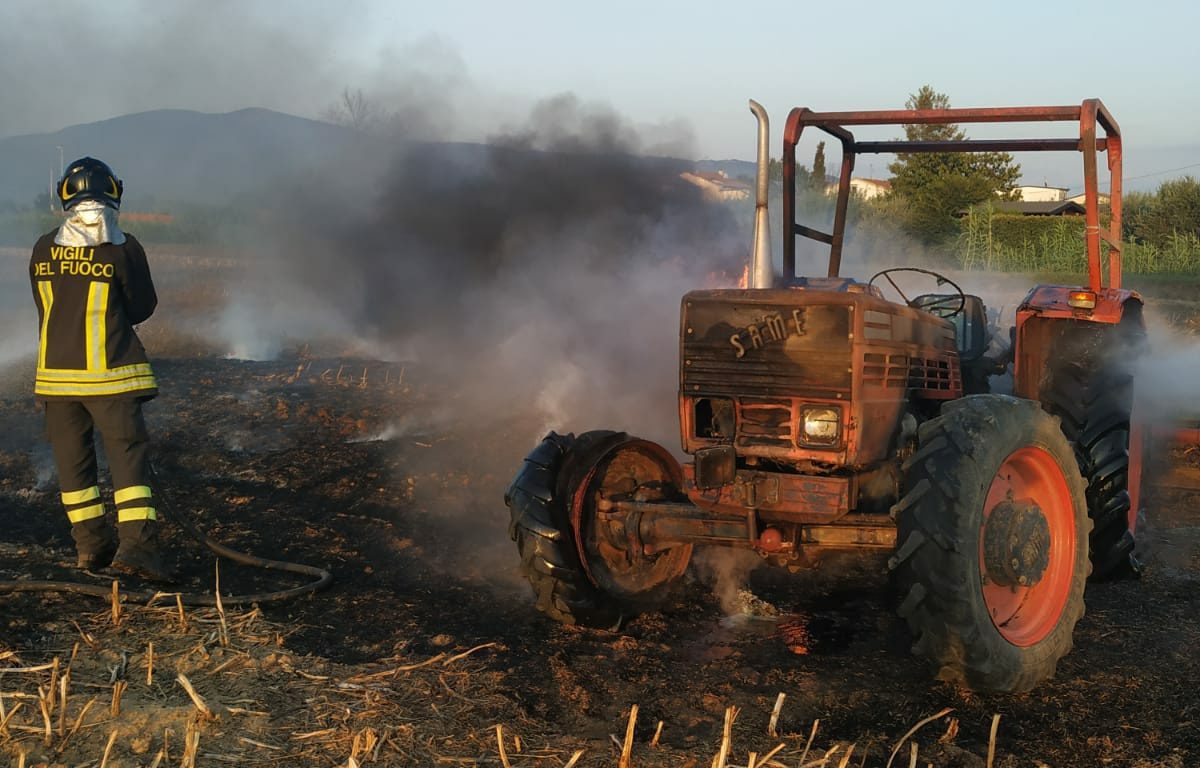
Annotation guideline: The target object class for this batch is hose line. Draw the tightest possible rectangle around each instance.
[0,462,333,606]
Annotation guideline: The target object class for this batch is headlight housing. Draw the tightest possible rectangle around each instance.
[800,406,841,446]
[693,397,736,440]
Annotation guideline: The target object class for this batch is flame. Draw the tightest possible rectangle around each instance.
[702,262,751,289]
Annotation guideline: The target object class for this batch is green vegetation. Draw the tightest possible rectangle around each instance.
[811,141,827,190]
[1124,176,1200,245]
[887,86,1021,244]
[955,199,1200,275]
[0,211,58,246]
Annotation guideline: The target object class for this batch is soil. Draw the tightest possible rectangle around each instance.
[1,249,1199,767]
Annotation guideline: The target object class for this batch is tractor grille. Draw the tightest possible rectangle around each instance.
[862,352,959,392]
[863,353,909,388]
[736,399,794,448]
[908,356,958,391]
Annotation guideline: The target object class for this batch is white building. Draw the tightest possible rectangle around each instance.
[849,178,891,199]
[822,177,892,199]
[1013,185,1069,202]
[1066,191,1111,206]
[680,171,751,202]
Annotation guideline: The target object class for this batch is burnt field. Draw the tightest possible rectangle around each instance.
[1,247,1199,767]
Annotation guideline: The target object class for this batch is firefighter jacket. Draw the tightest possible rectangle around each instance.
[29,231,158,400]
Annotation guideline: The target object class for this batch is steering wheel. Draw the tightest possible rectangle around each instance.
[867,267,967,319]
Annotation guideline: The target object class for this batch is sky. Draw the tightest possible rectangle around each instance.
[2,0,1198,191]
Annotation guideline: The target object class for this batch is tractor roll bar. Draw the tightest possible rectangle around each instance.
[781,100,1122,292]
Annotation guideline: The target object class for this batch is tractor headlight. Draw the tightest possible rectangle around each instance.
[800,406,841,446]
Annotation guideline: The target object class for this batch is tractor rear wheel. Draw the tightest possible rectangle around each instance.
[890,395,1090,692]
[505,431,692,628]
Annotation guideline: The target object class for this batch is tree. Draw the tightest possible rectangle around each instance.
[888,86,1022,243]
[811,141,827,190]
[768,157,811,187]
[768,157,782,183]
[322,87,381,133]
[1125,176,1200,245]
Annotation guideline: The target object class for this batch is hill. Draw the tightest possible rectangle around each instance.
[0,108,370,210]
[0,108,716,215]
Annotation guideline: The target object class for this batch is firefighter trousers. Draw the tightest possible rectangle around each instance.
[44,399,158,557]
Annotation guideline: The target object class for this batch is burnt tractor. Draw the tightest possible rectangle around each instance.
[505,99,1144,692]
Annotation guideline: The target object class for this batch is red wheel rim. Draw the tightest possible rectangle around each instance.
[569,440,691,596]
[980,446,1076,647]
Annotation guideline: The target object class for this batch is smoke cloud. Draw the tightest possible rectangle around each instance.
[1133,315,1200,426]
[221,93,745,447]
[203,80,749,595]
[0,248,35,374]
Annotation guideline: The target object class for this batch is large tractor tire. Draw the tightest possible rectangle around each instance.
[505,431,693,628]
[890,396,1090,692]
[1042,335,1140,580]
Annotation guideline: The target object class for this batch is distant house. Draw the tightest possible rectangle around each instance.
[991,200,1086,216]
[849,177,891,199]
[680,170,751,202]
[1013,185,1069,202]
[1066,191,1111,206]
[957,200,1087,218]
[823,177,892,199]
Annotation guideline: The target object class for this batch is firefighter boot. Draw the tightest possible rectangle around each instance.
[112,520,173,582]
[73,517,116,570]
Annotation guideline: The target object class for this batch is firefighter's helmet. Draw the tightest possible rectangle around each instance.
[58,157,123,210]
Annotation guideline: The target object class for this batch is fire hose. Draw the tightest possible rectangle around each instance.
[0,462,333,606]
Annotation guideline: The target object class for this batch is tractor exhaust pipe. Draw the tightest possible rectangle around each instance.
[749,99,774,290]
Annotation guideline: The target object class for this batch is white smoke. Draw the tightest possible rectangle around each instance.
[0,248,36,375]
[1136,312,1200,424]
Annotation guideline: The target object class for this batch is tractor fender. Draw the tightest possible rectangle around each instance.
[1011,285,1143,402]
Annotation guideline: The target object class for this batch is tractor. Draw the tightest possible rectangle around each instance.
[505,99,1144,692]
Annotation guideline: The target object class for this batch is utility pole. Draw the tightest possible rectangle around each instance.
[49,166,55,212]
[56,145,63,178]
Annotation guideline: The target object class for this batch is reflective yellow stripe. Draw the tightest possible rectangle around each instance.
[37,281,53,369]
[35,363,155,383]
[35,372,156,387]
[114,485,152,505]
[67,503,105,523]
[62,486,101,505]
[118,506,156,522]
[85,281,110,372]
[35,376,158,397]
[36,363,156,395]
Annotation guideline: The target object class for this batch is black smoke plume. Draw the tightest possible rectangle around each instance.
[223,94,747,445]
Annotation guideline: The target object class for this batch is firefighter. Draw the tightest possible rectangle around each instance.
[29,157,170,581]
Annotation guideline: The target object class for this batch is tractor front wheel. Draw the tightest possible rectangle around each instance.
[890,396,1091,692]
[505,431,692,628]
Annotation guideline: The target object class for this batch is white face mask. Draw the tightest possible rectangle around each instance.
[74,203,107,225]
